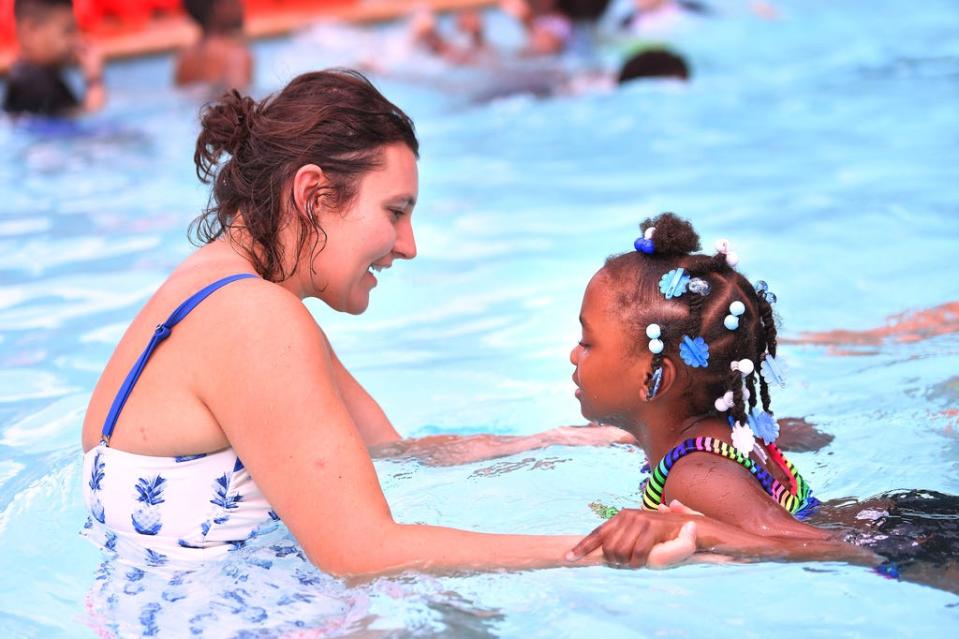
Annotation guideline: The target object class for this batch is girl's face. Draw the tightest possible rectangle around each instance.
[309,143,419,314]
[569,271,651,428]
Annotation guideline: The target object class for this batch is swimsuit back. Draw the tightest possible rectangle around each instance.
[641,436,818,517]
[82,274,280,562]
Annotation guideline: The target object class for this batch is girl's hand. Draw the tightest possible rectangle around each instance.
[566,510,698,568]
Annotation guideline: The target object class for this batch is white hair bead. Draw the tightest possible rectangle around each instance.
[726,251,740,267]
[729,301,746,316]
[644,227,656,240]
[649,339,664,354]
[646,324,661,339]
[715,239,730,253]
[714,390,734,412]
[738,359,755,375]
[723,315,740,330]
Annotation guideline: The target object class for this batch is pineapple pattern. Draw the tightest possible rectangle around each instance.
[132,475,167,536]
[88,449,106,524]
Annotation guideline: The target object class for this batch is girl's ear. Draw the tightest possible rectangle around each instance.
[650,356,679,400]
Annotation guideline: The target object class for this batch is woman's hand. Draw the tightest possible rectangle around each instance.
[566,509,698,568]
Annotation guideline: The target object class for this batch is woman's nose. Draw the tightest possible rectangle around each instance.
[396,220,417,259]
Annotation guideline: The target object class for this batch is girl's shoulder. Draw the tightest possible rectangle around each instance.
[661,446,778,524]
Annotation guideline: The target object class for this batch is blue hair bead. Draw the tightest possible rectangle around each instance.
[634,237,655,254]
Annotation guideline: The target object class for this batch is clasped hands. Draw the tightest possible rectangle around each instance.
[567,500,706,569]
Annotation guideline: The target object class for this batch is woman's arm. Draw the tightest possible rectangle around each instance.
[321,326,636,459]
[202,287,684,576]
[324,335,402,446]
[370,425,636,466]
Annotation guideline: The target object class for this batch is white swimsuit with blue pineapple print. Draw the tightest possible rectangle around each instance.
[81,274,280,563]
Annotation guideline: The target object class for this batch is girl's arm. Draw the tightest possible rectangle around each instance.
[203,286,685,576]
[569,507,877,566]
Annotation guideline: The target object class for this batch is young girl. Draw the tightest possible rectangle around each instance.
[568,212,857,560]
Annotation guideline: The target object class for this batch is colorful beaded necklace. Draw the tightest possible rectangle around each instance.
[640,436,817,516]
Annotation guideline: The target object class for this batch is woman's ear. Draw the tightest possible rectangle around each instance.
[291,164,328,218]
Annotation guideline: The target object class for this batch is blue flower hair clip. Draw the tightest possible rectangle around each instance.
[747,409,780,444]
[679,335,709,367]
[634,227,655,255]
[754,280,778,304]
[760,354,786,388]
[724,300,746,330]
[659,268,690,299]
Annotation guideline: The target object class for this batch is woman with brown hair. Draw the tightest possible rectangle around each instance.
[79,69,787,577]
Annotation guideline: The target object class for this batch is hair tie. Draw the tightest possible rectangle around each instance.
[687,277,710,296]
[714,238,740,267]
[634,227,656,254]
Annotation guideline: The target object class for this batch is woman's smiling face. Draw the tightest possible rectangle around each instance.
[570,270,651,427]
[310,143,419,314]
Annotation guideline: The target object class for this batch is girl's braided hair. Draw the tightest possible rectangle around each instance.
[603,213,779,423]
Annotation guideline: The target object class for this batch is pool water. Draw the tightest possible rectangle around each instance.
[2,0,958,636]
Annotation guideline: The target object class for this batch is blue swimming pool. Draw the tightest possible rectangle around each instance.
[1,0,958,636]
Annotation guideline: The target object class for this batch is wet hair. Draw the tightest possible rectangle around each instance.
[13,0,72,21]
[183,0,216,30]
[183,0,240,34]
[602,213,779,425]
[618,49,690,84]
[555,0,612,21]
[191,69,419,282]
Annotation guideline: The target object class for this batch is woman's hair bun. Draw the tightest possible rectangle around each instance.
[194,89,258,183]
[640,212,701,256]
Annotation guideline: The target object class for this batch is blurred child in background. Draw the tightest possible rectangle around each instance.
[175,0,251,91]
[3,0,105,117]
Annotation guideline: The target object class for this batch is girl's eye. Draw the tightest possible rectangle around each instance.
[578,341,589,349]
[390,209,405,220]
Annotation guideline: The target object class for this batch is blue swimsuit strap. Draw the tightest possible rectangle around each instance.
[100,273,258,444]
